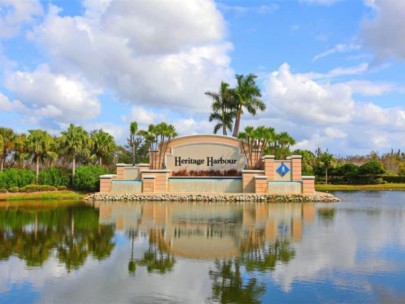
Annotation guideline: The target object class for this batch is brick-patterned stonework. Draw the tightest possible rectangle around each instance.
[99,175,115,193]
[254,176,268,194]
[302,176,315,194]
[263,156,275,181]
[142,176,155,193]
[242,170,265,193]
[291,155,302,181]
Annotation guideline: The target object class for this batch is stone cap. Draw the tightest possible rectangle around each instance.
[100,174,117,179]
[302,176,315,180]
[242,170,265,174]
[116,163,133,167]
[262,155,275,159]
[291,155,303,159]
[143,175,156,179]
[142,170,171,173]
[254,175,268,180]
[137,163,150,167]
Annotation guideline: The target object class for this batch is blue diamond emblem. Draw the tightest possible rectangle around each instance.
[276,163,290,177]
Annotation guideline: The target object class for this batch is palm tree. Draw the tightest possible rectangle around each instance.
[12,133,28,168]
[274,132,296,159]
[232,74,266,137]
[205,81,235,135]
[239,126,275,169]
[128,122,138,166]
[24,129,57,183]
[318,151,335,184]
[0,127,15,171]
[91,129,116,165]
[60,124,91,184]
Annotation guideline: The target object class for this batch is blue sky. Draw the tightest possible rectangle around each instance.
[0,0,404,156]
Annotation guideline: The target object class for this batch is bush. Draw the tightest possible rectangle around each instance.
[0,188,7,193]
[57,185,67,191]
[382,175,405,183]
[73,165,110,192]
[19,184,57,193]
[8,187,19,193]
[358,161,385,175]
[0,169,35,189]
[39,167,71,187]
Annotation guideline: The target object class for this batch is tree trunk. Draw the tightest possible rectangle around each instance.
[232,109,242,137]
[99,157,102,166]
[325,168,328,184]
[0,158,4,171]
[36,156,40,184]
[72,153,76,185]
[132,142,136,166]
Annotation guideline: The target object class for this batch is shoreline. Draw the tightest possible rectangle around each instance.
[86,191,340,203]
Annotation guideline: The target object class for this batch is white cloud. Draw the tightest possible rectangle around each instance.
[362,0,405,61]
[299,0,341,6]
[0,0,43,38]
[261,63,405,155]
[313,43,361,61]
[5,65,101,127]
[266,63,355,125]
[30,0,233,112]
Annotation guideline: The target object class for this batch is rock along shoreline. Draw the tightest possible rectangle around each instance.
[85,192,340,203]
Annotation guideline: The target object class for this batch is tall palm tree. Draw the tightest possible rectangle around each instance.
[205,81,236,135]
[0,127,15,171]
[60,124,91,183]
[128,122,139,166]
[232,74,266,137]
[91,129,116,165]
[12,133,27,168]
[24,129,57,183]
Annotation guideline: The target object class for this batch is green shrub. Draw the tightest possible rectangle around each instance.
[8,187,19,193]
[39,167,71,187]
[0,188,7,193]
[358,161,385,175]
[382,175,405,183]
[57,185,67,191]
[20,184,57,193]
[73,165,110,192]
[0,169,35,189]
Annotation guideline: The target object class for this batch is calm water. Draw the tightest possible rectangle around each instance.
[1,191,405,303]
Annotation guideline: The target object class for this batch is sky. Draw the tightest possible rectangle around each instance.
[0,0,404,156]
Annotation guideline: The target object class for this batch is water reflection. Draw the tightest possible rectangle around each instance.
[94,202,315,262]
[0,202,115,271]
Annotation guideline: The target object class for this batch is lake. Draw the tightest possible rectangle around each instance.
[1,191,405,303]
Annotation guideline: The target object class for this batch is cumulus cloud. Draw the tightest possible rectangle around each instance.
[263,63,405,154]
[266,63,355,125]
[0,0,43,38]
[30,0,233,112]
[5,65,101,127]
[362,0,405,61]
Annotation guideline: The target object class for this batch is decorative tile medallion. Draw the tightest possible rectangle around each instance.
[276,162,290,177]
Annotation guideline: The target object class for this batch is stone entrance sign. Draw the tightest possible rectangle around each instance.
[165,142,246,174]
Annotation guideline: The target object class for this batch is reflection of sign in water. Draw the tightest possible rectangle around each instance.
[276,162,290,177]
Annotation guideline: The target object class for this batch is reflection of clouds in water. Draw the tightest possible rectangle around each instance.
[271,200,405,292]
[36,241,212,304]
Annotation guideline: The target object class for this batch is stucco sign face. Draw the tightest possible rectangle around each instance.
[165,142,246,175]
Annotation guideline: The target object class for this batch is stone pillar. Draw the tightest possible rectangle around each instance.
[291,155,302,182]
[142,176,155,193]
[254,176,268,194]
[262,155,275,181]
[99,174,115,193]
[116,163,131,180]
[302,176,315,194]
[152,170,170,193]
[242,170,265,193]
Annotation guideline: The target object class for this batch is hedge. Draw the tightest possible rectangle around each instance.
[39,167,71,187]
[382,175,405,183]
[73,165,110,192]
[0,169,35,189]
[19,184,57,193]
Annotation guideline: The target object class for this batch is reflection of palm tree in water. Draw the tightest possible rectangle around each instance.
[128,229,137,275]
[208,227,296,303]
[128,228,176,275]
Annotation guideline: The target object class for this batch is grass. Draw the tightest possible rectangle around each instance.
[0,190,86,201]
[316,183,405,191]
